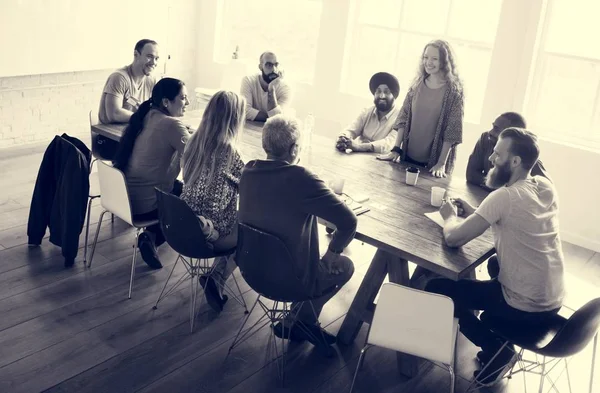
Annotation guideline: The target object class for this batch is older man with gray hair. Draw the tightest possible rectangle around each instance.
[239,114,357,348]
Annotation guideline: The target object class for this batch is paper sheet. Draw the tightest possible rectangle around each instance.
[424,211,464,228]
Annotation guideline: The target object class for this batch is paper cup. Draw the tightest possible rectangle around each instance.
[405,168,420,186]
[329,179,345,195]
[431,186,446,207]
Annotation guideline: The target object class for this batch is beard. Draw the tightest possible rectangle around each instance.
[262,70,279,84]
[485,160,512,189]
[374,97,394,112]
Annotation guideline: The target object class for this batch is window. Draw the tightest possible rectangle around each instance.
[214,0,323,85]
[341,0,502,123]
[525,0,600,146]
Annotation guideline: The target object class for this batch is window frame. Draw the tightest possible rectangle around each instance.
[340,0,500,124]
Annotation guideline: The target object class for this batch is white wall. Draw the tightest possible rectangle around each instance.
[0,0,199,148]
[194,0,600,252]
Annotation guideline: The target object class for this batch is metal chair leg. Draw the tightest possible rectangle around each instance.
[230,272,248,313]
[538,356,546,393]
[153,255,180,309]
[448,365,455,393]
[190,259,198,332]
[83,196,94,264]
[564,358,572,393]
[229,295,262,352]
[128,229,141,299]
[350,345,373,393]
[590,333,598,393]
[87,210,107,268]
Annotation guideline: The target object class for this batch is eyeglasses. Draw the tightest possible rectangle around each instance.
[264,62,279,68]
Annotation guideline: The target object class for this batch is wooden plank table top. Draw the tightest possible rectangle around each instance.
[92,110,494,377]
[92,110,493,280]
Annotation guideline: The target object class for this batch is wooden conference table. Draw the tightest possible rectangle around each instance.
[92,110,495,377]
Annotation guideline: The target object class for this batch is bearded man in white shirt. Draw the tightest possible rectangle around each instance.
[240,51,293,122]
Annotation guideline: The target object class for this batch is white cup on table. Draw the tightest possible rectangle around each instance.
[405,166,420,186]
[431,186,446,207]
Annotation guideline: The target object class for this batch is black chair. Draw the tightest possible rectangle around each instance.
[228,222,334,384]
[466,297,600,393]
[152,189,248,333]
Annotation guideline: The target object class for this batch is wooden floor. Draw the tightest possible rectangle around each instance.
[0,141,599,393]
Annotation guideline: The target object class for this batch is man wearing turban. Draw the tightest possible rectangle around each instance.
[335,72,401,153]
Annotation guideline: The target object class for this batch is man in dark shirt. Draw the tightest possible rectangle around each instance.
[466,112,550,190]
[239,114,357,347]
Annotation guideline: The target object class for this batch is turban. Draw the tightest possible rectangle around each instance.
[369,72,400,98]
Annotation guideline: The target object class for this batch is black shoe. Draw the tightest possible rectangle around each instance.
[137,232,162,269]
[293,322,337,347]
[64,258,75,268]
[272,322,306,342]
[199,275,228,312]
[474,345,517,386]
[476,350,493,365]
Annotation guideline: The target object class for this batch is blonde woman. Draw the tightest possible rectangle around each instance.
[378,39,464,178]
[180,91,246,312]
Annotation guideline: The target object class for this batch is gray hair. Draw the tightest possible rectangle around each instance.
[262,115,301,158]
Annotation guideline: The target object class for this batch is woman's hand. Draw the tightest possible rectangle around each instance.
[429,163,447,178]
[376,151,401,163]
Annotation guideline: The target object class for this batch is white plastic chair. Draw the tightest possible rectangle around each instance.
[83,109,102,264]
[87,160,158,299]
[350,283,459,393]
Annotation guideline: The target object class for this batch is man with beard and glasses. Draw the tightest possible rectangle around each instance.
[240,51,293,122]
[336,72,400,153]
[99,39,159,124]
[423,128,565,387]
[466,112,550,190]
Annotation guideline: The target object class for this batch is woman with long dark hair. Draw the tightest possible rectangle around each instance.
[113,77,190,269]
[377,39,464,178]
[180,90,246,312]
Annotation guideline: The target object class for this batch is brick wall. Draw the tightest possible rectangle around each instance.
[0,70,112,148]
[0,0,199,150]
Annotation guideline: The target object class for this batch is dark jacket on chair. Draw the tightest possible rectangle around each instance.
[27,134,91,264]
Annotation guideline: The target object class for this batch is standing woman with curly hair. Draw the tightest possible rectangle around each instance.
[377,39,464,178]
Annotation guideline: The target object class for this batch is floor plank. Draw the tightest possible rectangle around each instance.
[0,145,598,393]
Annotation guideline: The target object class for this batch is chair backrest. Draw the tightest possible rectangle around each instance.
[96,160,134,225]
[540,297,600,358]
[155,188,219,259]
[368,283,456,365]
[89,109,100,127]
[236,222,312,302]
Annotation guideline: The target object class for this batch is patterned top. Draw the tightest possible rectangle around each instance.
[393,80,464,174]
[181,150,244,238]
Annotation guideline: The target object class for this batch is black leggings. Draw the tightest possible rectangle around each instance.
[133,180,183,247]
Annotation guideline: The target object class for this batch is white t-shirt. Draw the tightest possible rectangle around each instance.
[98,65,156,124]
[475,176,565,312]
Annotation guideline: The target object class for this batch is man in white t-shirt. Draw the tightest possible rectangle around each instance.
[426,127,565,386]
[98,39,159,123]
[240,51,293,122]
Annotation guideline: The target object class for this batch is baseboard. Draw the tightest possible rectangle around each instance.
[561,231,600,253]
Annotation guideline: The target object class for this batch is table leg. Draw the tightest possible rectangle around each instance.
[388,257,420,378]
[337,249,391,345]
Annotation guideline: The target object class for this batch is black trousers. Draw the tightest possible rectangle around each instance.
[132,180,183,247]
[425,277,560,354]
